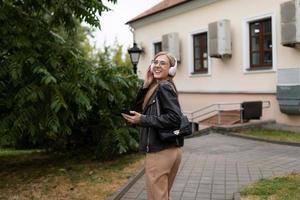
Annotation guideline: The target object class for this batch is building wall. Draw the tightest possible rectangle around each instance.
[178,93,300,126]
[131,0,300,125]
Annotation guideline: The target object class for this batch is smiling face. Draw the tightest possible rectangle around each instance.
[151,55,171,81]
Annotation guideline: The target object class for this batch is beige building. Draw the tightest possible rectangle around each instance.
[127,0,300,126]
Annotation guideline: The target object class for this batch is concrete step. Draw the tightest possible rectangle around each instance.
[200,110,241,125]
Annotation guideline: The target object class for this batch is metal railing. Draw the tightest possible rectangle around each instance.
[183,101,271,132]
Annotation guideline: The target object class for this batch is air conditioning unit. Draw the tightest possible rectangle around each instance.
[277,68,300,115]
[208,19,232,58]
[162,32,180,61]
[280,0,300,47]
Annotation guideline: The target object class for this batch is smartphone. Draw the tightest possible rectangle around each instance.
[121,108,134,116]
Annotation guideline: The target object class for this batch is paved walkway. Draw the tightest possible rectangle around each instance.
[120,133,300,200]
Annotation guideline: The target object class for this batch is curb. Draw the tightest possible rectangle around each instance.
[211,120,276,132]
[221,132,300,147]
[108,167,145,200]
[195,120,300,147]
[189,126,212,138]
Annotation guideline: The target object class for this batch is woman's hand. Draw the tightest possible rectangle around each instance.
[143,65,154,88]
[121,111,141,124]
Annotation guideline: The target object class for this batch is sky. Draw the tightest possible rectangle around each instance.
[89,0,162,50]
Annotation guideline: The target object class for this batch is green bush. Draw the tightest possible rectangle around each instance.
[0,0,140,158]
[70,64,141,159]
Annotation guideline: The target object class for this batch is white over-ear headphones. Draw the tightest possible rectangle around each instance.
[150,56,177,77]
[168,57,177,77]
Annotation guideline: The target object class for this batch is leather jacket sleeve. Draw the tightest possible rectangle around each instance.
[140,82,181,129]
[133,87,148,113]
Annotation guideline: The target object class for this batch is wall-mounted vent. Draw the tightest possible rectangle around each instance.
[162,32,180,61]
[208,19,232,58]
[280,0,300,47]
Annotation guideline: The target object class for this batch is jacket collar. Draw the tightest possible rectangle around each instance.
[142,92,157,114]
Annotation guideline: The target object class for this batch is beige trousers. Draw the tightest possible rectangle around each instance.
[145,147,182,200]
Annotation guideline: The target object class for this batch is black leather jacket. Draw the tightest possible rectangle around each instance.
[134,80,184,153]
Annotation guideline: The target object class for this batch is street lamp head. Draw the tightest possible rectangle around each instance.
[128,43,142,69]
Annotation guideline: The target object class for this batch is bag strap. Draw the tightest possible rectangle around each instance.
[155,96,161,116]
[167,81,183,111]
[155,81,183,116]
[155,88,183,118]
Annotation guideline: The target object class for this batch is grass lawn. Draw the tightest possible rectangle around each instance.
[240,173,300,200]
[0,148,144,200]
[238,128,300,143]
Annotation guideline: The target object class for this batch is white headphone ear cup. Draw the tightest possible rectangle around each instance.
[168,57,177,76]
[168,67,176,76]
[150,63,154,73]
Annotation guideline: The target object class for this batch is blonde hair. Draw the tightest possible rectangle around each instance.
[153,51,176,69]
[142,51,177,110]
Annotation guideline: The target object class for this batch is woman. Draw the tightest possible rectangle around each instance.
[122,51,183,200]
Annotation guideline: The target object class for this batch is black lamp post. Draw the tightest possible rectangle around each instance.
[128,42,142,74]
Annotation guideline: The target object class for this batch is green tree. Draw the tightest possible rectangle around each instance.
[95,41,133,69]
[0,0,140,158]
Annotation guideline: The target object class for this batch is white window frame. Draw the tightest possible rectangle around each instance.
[188,29,211,77]
[151,38,162,58]
[242,12,277,74]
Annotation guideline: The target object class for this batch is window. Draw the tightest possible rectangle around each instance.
[193,32,208,73]
[249,18,272,69]
[154,42,162,55]
[242,13,276,73]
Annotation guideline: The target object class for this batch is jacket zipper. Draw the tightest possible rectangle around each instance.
[146,99,156,153]
[146,130,150,152]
